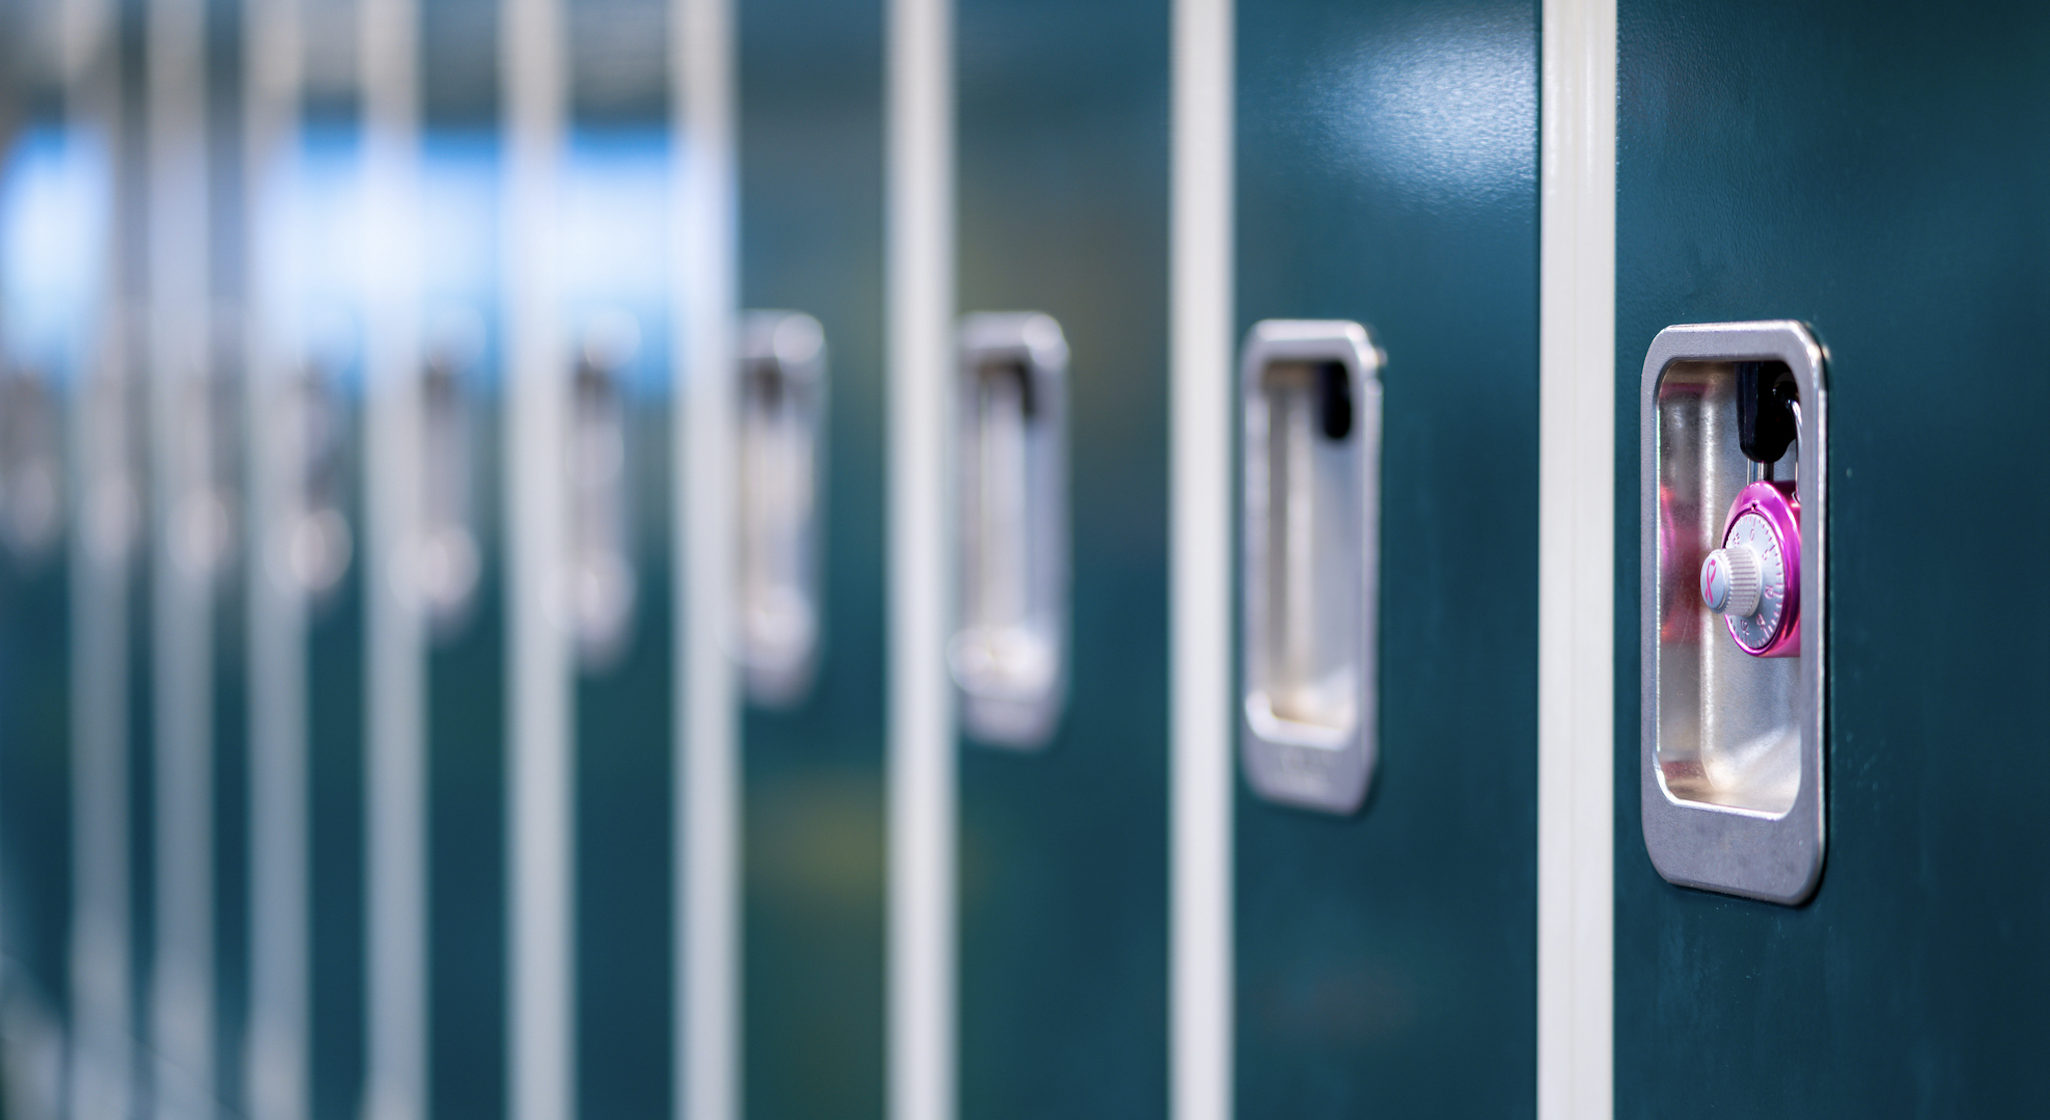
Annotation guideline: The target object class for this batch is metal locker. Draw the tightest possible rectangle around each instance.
[738,0,889,1115]
[282,131,370,1120]
[954,0,1172,1114]
[564,20,676,1106]
[1613,1,2050,1112]
[420,7,511,1110]
[0,29,98,1108]
[1234,0,1540,1113]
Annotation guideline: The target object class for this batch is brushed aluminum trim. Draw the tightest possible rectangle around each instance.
[1237,319,1381,815]
[1640,319,1827,905]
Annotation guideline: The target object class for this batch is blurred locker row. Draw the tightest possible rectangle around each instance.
[1,0,2046,1118]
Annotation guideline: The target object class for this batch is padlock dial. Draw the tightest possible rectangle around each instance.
[1700,542,1762,617]
[1701,480,1801,658]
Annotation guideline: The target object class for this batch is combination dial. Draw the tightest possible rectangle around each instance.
[1699,480,1801,658]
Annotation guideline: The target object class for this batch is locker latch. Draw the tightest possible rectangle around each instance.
[1238,320,1382,815]
[950,312,1069,750]
[737,310,828,708]
[1640,321,1827,905]
[566,311,639,672]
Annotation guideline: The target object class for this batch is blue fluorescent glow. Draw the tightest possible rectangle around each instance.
[562,131,670,394]
[0,126,110,375]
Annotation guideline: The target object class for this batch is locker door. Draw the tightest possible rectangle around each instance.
[563,18,675,1107]
[0,46,137,1111]
[292,120,370,1120]
[0,100,87,1114]
[1613,3,2050,1113]
[955,2,1172,1115]
[737,2,888,1116]
[420,29,509,1113]
[1234,1,1539,1114]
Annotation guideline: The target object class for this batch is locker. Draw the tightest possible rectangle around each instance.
[0,111,84,1117]
[1233,0,1539,1114]
[1613,1,2050,1113]
[737,1,889,1116]
[406,1,508,1103]
[275,123,371,1120]
[419,125,510,1120]
[564,93,676,1120]
[954,0,1172,1114]
[1,21,147,1116]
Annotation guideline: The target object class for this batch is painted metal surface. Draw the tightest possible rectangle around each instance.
[565,118,676,1120]
[1613,1,2050,1112]
[0,87,91,1115]
[737,0,889,1116]
[305,343,365,1120]
[955,0,1172,1114]
[419,125,510,1120]
[0,345,75,1120]
[1234,0,1539,1113]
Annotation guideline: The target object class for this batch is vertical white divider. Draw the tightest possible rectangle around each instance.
[64,0,134,1111]
[362,0,428,1113]
[1169,2,1233,1120]
[671,0,739,1113]
[145,0,216,1108]
[242,0,309,1116]
[502,0,573,1112]
[1536,0,1616,1117]
[885,0,954,1118]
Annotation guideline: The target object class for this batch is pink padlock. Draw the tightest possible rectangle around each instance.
[1699,479,1801,658]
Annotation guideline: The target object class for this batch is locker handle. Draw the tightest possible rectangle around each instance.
[737,310,828,708]
[1239,320,1382,815]
[950,312,1069,750]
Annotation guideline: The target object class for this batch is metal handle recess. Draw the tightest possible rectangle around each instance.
[950,312,1069,750]
[1239,319,1382,815]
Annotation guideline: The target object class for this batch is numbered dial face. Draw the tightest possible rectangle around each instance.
[1718,510,1789,652]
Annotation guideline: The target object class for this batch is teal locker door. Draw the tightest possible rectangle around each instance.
[419,9,509,1114]
[209,348,249,1120]
[420,116,508,1120]
[207,30,252,1104]
[288,125,370,1120]
[0,483,71,1034]
[1613,3,2050,1113]
[564,64,675,1111]
[304,358,366,1120]
[1234,1,1538,1114]
[955,2,1171,1114]
[0,121,80,1074]
[737,1,889,1116]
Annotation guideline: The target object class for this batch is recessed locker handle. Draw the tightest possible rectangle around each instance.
[951,312,1069,750]
[1639,320,1827,905]
[174,363,242,587]
[417,309,484,642]
[737,310,828,708]
[0,365,64,565]
[273,358,353,607]
[1239,319,1382,815]
[566,309,639,672]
